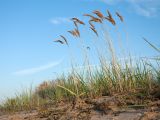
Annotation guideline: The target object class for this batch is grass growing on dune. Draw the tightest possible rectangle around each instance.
[0,88,40,112]
[0,9,160,113]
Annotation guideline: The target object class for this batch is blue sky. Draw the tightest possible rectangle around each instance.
[0,0,160,100]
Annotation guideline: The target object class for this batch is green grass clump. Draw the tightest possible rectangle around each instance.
[0,88,40,112]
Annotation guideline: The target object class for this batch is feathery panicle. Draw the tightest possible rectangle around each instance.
[93,10,104,19]
[90,27,98,36]
[75,28,80,37]
[116,12,123,22]
[54,40,64,44]
[105,17,116,25]
[83,14,95,18]
[60,35,68,45]
[105,10,116,25]
[68,30,77,37]
[84,14,102,23]
[68,29,80,37]
[90,17,102,23]
[71,18,85,25]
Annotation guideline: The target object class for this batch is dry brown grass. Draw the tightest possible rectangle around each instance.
[90,27,98,36]
[93,10,104,19]
[71,18,85,25]
[90,17,102,23]
[84,14,102,23]
[105,10,116,25]
[75,28,80,37]
[83,14,95,18]
[68,28,80,37]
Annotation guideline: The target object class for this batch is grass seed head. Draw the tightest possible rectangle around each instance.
[68,29,80,37]
[105,17,116,25]
[54,40,64,44]
[68,30,76,37]
[84,14,102,23]
[89,20,95,28]
[84,14,102,22]
[71,18,85,25]
[93,10,104,19]
[105,10,116,25]
[116,12,124,22]
[60,35,68,45]
[83,14,95,18]
[90,27,98,36]
[75,28,80,37]
[107,10,112,18]
[90,17,102,23]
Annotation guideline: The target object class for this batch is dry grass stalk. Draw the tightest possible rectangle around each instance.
[93,10,104,19]
[105,10,116,25]
[116,12,123,22]
[143,37,160,53]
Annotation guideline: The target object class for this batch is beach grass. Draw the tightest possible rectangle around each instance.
[0,9,159,113]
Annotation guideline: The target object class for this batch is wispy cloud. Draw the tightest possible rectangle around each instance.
[65,64,100,71]
[99,0,122,5]
[13,60,62,76]
[95,0,160,17]
[132,4,157,17]
[128,0,160,17]
[64,55,156,72]
[50,17,71,25]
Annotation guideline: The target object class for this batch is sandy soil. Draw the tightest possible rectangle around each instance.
[0,96,160,120]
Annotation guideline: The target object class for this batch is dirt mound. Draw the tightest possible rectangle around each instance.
[0,96,160,120]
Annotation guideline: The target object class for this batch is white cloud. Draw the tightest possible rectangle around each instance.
[50,17,71,25]
[13,60,62,76]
